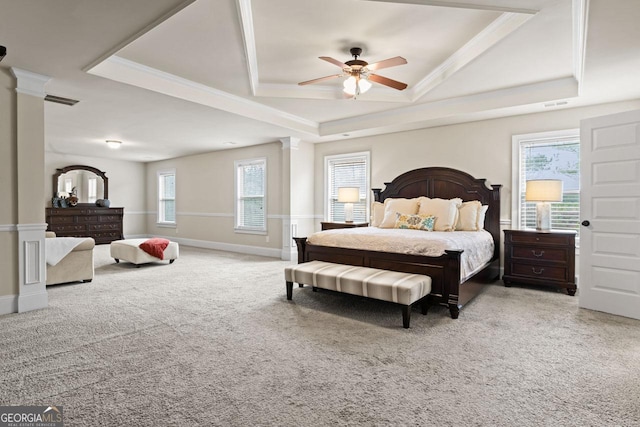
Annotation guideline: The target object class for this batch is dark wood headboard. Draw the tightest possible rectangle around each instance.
[372,167,502,261]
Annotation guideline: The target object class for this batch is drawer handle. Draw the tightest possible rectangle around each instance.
[531,267,545,275]
[531,250,545,257]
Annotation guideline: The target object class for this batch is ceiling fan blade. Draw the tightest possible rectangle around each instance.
[298,74,343,86]
[319,56,348,69]
[368,74,408,91]
[366,56,407,71]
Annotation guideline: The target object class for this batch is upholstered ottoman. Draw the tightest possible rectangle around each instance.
[110,238,179,266]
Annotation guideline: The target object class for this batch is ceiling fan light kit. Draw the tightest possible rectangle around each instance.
[299,47,408,98]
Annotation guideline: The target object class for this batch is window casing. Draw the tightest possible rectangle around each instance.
[512,130,580,241]
[158,170,176,226]
[235,158,267,233]
[325,152,370,222]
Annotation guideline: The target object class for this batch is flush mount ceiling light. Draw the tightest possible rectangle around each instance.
[106,140,122,149]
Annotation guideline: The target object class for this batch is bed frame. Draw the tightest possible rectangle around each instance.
[294,167,502,319]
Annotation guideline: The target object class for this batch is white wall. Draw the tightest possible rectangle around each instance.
[145,142,285,257]
[313,100,640,224]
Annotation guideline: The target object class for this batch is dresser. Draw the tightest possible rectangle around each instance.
[46,207,124,245]
[503,229,576,296]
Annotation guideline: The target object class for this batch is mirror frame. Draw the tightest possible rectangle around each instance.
[53,165,108,205]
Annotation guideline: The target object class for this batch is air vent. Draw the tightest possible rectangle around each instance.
[44,94,79,106]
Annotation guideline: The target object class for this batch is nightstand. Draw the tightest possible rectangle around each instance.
[321,221,369,231]
[503,229,577,296]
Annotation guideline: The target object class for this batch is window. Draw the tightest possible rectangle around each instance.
[87,177,97,203]
[512,130,580,239]
[158,170,176,225]
[325,152,370,222]
[235,158,266,233]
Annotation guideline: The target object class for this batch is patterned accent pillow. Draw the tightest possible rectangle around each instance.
[394,213,436,231]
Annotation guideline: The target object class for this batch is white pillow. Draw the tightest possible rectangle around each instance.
[456,200,482,231]
[477,205,489,230]
[379,198,420,228]
[370,201,385,227]
[417,197,462,231]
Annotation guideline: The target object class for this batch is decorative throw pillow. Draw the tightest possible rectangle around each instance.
[456,200,482,231]
[139,238,170,259]
[394,213,435,231]
[370,201,385,227]
[417,197,462,231]
[379,198,420,228]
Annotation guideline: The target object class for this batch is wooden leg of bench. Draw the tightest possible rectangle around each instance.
[402,305,411,329]
[286,281,293,300]
[421,300,429,315]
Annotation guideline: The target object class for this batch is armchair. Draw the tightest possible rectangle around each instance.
[45,232,95,285]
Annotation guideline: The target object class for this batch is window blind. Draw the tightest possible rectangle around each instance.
[327,154,368,222]
[236,159,266,231]
[159,173,176,223]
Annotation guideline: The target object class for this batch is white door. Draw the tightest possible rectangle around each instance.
[579,109,640,320]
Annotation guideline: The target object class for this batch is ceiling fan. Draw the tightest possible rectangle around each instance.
[298,47,408,97]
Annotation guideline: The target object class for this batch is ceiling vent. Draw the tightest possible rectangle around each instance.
[44,94,79,106]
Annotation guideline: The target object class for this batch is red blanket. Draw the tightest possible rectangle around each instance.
[139,238,170,260]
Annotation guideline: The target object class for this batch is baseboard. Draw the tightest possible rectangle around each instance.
[150,235,283,259]
[0,294,18,315]
[18,290,48,313]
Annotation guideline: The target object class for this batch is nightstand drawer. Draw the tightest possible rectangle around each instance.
[510,262,568,282]
[510,246,568,263]
[507,232,573,246]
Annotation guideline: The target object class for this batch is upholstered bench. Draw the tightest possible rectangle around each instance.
[110,238,179,266]
[285,261,432,328]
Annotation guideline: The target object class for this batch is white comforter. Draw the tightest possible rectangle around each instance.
[45,237,90,266]
[307,227,494,281]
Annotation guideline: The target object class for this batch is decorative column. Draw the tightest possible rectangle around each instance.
[280,137,300,261]
[11,68,50,312]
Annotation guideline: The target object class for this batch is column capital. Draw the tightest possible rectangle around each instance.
[10,68,50,98]
[280,137,300,150]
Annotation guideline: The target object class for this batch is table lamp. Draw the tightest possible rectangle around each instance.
[525,179,563,231]
[337,187,360,223]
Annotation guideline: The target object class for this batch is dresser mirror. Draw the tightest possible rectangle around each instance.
[53,165,108,205]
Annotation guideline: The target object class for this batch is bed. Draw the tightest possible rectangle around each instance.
[293,167,502,319]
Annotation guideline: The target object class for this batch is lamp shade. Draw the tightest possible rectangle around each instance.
[337,187,360,203]
[525,180,563,202]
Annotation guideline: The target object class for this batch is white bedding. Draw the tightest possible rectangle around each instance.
[45,237,90,266]
[308,227,494,281]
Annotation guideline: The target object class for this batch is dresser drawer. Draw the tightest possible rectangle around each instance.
[48,216,76,225]
[510,246,568,263]
[50,224,86,232]
[509,262,568,282]
[88,223,120,231]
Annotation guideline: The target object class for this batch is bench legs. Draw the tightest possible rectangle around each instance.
[286,281,293,300]
[287,281,429,329]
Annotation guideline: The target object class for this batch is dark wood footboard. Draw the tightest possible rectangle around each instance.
[294,237,469,318]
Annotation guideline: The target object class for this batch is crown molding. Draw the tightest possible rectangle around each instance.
[88,55,319,135]
[410,12,534,101]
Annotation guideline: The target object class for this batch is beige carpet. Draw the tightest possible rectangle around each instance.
[1,244,639,426]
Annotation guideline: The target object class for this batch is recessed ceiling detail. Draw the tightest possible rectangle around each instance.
[78,0,594,155]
